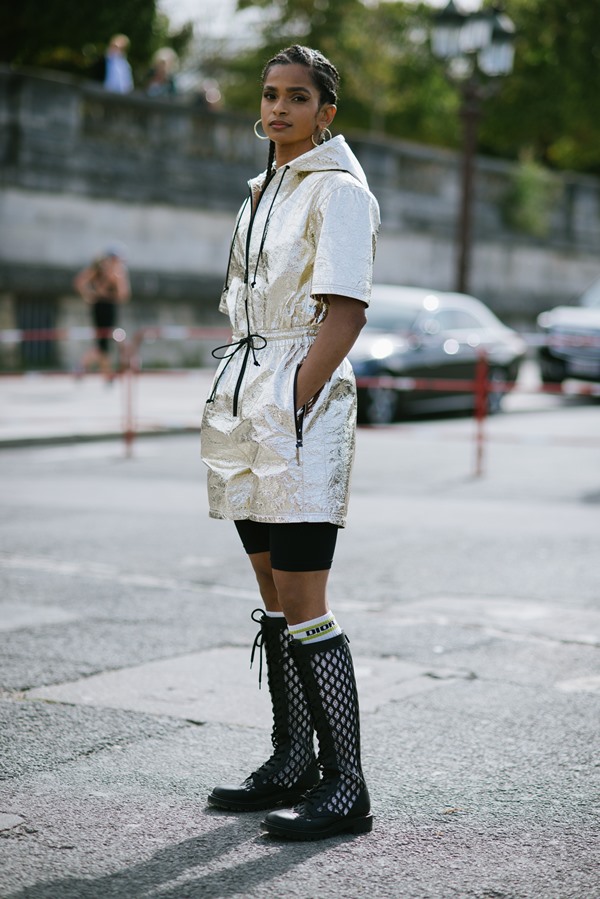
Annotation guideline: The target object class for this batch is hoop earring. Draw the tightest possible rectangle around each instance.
[253,119,269,141]
[311,127,333,147]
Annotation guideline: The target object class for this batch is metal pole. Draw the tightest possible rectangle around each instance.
[473,349,488,477]
[456,78,482,294]
[121,336,140,459]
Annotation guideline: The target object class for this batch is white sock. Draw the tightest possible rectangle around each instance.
[288,612,342,645]
[264,610,285,618]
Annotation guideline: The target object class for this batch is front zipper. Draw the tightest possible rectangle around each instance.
[243,166,289,285]
[293,364,306,464]
[213,182,268,417]
[209,168,289,417]
[243,184,259,285]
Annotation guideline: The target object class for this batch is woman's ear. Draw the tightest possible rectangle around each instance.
[319,104,337,129]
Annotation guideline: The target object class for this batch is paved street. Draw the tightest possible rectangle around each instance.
[0,374,599,898]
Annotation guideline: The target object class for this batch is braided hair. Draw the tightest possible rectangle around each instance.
[262,45,339,106]
[260,45,340,193]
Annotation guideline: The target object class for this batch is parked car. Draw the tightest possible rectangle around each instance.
[349,284,526,424]
[537,278,600,384]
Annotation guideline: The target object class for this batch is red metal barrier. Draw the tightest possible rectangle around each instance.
[1,325,598,469]
[0,326,231,345]
[2,325,599,351]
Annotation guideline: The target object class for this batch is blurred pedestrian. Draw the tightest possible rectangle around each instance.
[101,34,133,94]
[73,247,130,382]
[145,47,178,97]
[201,45,380,840]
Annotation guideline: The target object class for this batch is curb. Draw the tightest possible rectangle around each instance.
[0,426,201,450]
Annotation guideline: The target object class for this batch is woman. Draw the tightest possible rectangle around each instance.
[201,45,380,841]
[73,248,130,382]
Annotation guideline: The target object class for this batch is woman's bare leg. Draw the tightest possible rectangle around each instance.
[246,551,330,623]
[270,569,329,624]
[98,350,113,381]
[247,551,282,612]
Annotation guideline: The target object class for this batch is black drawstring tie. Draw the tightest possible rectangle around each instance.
[206,332,267,417]
[208,167,288,416]
[250,608,267,689]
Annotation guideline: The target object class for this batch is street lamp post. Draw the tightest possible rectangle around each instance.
[432,2,515,294]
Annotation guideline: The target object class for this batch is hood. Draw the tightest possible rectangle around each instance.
[538,306,600,331]
[250,135,369,191]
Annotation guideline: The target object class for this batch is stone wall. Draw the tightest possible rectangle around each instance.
[1,66,599,367]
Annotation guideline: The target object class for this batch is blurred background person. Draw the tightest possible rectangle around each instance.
[145,47,178,97]
[100,34,134,93]
[74,247,130,382]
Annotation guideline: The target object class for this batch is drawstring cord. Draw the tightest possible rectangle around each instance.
[250,167,288,288]
[250,608,267,689]
[207,268,266,414]
[206,332,267,415]
[207,167,289,415]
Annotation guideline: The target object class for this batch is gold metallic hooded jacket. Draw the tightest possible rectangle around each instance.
[200,135,380,526]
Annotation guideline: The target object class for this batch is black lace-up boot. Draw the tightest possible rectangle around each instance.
[260,633,372,840]
[207,610,320,811]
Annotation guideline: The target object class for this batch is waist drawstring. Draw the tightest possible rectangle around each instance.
[207,332,267,416]
[208,167,289,416]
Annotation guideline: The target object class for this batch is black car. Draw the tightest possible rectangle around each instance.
[537,278,600,384]
[349,284,526,424]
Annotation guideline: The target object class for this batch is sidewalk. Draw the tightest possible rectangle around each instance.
[1,369,599,898]
[0,361,580,448]
[0,370,214,447]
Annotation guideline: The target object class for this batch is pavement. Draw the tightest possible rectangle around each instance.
[0,370,214,448]
[0,369,599,898]
[0,361,594,449]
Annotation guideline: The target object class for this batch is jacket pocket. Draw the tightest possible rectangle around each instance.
[292,364,305,453]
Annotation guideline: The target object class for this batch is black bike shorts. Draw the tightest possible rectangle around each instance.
[233,520,339,572]
[92,300,117,353]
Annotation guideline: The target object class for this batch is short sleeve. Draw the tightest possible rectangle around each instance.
[311,182,380,306]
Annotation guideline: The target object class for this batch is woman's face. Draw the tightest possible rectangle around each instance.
[261,63,336,164]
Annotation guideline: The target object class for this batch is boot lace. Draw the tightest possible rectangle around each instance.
[249,608,266,689]
[248,610,316,789]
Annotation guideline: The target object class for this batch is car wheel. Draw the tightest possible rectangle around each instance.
[486,368,506,415]
[362,387,397,424]
[539,355,566,384]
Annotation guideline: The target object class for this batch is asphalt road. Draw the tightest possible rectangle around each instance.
[1,394,599,899]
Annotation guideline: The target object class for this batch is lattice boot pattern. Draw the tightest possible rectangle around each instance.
[207,611,320,811]
[261,633,372,840]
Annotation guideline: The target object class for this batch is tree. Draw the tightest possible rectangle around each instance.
[219,0,458,146]
[478,0,600,173]
[335,2,458,144]
[223,0,365,119]
[0,0,193,84]
[222,0,600,174]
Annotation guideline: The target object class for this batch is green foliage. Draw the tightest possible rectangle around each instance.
[223,0,600,175]
[0,0,193,84]
[478,0,600,173]
[335,2,457,142]
[501,153,562,237]
[219,0,459,147]
[5,0,599,174]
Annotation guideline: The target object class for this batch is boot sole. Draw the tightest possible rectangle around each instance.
[207,789,309,813]
[260,813,373,841]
